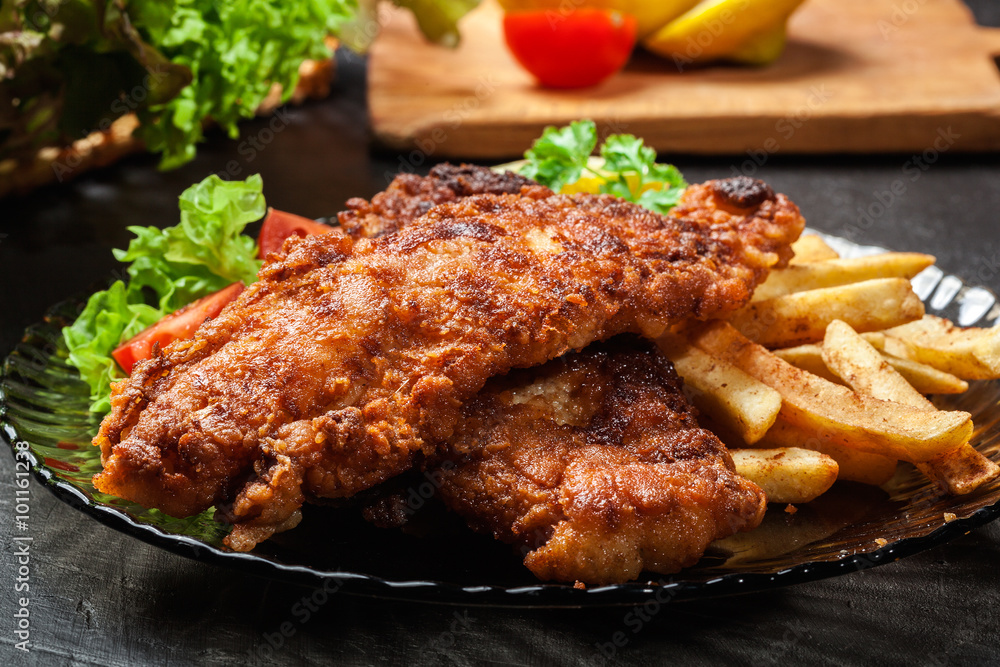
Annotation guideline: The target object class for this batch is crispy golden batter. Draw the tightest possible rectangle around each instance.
[338,163,537,238]
[93,171,803,551]
[434,338,767,585]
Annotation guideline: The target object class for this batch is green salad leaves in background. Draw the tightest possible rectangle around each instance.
[63,174,266,413]
[518,120,688,215]
[0,0,481,170]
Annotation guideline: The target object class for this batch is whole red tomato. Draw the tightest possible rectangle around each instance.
[503,9,638,89]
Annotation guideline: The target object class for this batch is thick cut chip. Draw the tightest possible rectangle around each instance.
[822,319,933,408]
[790,234,840,263]
[822,320,998,495]
[730,448,839,504]
[883,315,1000,380]
[776,342,967,394]
[729,278,925,348]
[753,253,935,301]
[688,321,973,463]
[657,333,781,445]
[772,344,843,383]
[757,419,898,486]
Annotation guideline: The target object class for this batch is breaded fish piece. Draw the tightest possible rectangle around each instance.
[434,338,767,585]
[338,163,537,239]
[93,173,803,551]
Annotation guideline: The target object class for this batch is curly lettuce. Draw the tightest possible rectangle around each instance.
[63,174,266,413]
[1,0,354,169]
[1,0,483,171]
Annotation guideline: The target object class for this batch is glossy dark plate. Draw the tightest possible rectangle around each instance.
[3,233,1000,607]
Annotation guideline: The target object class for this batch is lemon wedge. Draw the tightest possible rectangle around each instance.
[641,0,808,66]
[496,0,702,40]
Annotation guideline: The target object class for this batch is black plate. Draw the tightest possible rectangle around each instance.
[4,234,1000,607]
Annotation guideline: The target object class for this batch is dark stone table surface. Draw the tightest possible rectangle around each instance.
[2,3,999,664]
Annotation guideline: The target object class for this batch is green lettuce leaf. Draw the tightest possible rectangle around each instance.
[63,281,162,415]
[63,174,266,413]
[129,0,355,169]
[1,0,354,169]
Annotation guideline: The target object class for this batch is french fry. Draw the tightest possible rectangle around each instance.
[688,320,973,463]
[822,319,932,409]
[822,320,998,495]
[773,344,844,383]
[878,353,968,395]
[790,234,840,263]
[882,315,1000,380]
[786,339,968,394]
[730,448,839,504]
[728,278,925,348]
[758,419,898,486]
[658,334,782,445]
[753,253,935,301]
[920,445,1000,495]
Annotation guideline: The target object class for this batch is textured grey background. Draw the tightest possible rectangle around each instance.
[2,2,1000,664]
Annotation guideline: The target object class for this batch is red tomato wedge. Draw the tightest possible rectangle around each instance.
[503,9,637,89]
[257,208,334,259]
[111,282,245,375]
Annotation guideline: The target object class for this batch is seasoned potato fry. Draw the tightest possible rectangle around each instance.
[790,234,840,263]
[822,320,998,495]
[758,419,898,486]
[753,253,935,302]
[728,278,925,348]
[920,445,1000,495]
[822,319,932,408]
[658,334,781,445]
[688,321,973,463]
[800,337,968,394]
[730,448,839,504]
[776,342,967,394]
[883,315,1000,380]
[878,353,968,395]
[773,344,843,383]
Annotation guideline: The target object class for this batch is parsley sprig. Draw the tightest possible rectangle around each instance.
[518,120,688,215]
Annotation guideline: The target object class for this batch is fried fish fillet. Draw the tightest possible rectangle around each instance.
[93,171,803,551]
[338,163,537,238]
[433,338,767,585]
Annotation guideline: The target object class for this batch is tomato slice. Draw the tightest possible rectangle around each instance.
[111,282,245,375]
[503,9,637,89]
[257,208,334,259]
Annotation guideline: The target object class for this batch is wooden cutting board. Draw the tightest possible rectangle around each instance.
[368,0,1000,158]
